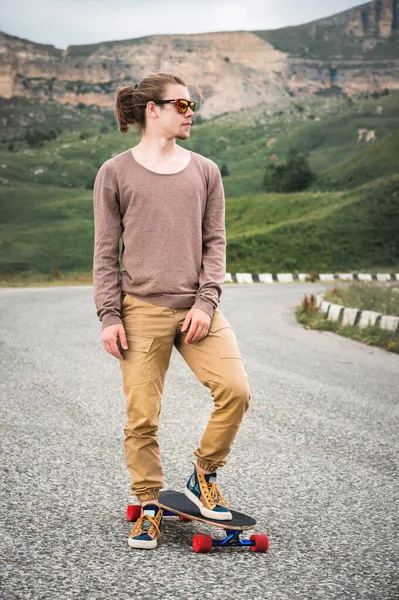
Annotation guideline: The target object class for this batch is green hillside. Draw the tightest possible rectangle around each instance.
[180,92,399,197]
[1,175,398,276]
[313,129,399,190]
[0,91,398,279]
[226,175,399,272]
[1,91,397,199]
[0,184,93,274]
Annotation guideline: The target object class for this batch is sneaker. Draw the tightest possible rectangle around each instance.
[184,464,232,520]
[128,504,163,549]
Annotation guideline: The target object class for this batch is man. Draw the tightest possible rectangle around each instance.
[93,72,251,549]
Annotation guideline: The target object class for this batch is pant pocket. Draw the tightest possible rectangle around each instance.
[209,311,242,360]
[120,335,155,386]
[210,327,243,359]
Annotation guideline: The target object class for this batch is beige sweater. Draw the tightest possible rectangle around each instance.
[92,148,226,330]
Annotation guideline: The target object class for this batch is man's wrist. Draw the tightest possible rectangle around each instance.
[101,314,123,330]
[192,298,215,319]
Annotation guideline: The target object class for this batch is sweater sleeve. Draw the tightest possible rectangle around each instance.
[192,161,226,319]
[92,162,123,330]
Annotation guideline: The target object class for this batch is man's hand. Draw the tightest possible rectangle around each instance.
[102,323,128,359]
[181,308,211,344]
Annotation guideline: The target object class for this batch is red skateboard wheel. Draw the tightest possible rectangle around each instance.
[126,504,142,522]
[249,534,269,552]
[192,534,213,553]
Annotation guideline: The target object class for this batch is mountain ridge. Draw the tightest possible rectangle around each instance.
[0,0,397,119]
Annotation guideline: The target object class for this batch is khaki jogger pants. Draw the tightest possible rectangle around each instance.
[118,294,251,502]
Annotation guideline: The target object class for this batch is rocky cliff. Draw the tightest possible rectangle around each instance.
[0,0,398,119]
[346,0,397,39]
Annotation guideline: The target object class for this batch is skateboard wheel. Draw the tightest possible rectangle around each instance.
[126,505,142,522]
[192,534,213,553]
[249,534,269,553]
[179,515,192,522]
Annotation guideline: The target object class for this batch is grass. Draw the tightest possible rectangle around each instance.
[225,174,399,272]
[312,130,399,191]
[296,289,399,354]
[0,271,94,287]
[0,184,94,275]
[324,282,399,317]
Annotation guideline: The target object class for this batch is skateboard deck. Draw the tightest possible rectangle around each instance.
[158,490,256,530]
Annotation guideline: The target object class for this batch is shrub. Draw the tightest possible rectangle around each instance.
[302,293,317,314]
[220,163,229,177]
[24,127,58,147]
[263,148,314,192]
[306,271,318,282]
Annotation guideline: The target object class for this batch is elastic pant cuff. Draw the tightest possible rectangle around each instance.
[194,458,220,473]
[135,489,160,502]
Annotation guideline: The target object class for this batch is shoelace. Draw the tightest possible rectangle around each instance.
[208,482,231,508]
[198,474,231,508]
[131,512,161,538]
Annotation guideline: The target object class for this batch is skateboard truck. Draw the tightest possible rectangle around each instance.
[162,509,268,552]
[193,529,268,552]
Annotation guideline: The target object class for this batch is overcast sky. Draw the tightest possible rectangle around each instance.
[1,0,365,49]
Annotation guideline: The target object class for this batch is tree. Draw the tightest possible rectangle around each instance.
[24,128,58,148]
[263,148,314,193]
[220,163,229,177]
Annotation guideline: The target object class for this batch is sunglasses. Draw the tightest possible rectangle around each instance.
[153,98,196,114]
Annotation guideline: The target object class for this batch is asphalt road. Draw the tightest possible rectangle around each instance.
[1,283,398,600]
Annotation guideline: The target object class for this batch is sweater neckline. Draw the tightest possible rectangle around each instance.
[128,148,193,176]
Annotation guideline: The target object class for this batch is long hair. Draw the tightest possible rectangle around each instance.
[115,72,203,135]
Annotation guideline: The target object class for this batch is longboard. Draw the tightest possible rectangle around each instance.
[127,490,269,553]
[159,490,256,529]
